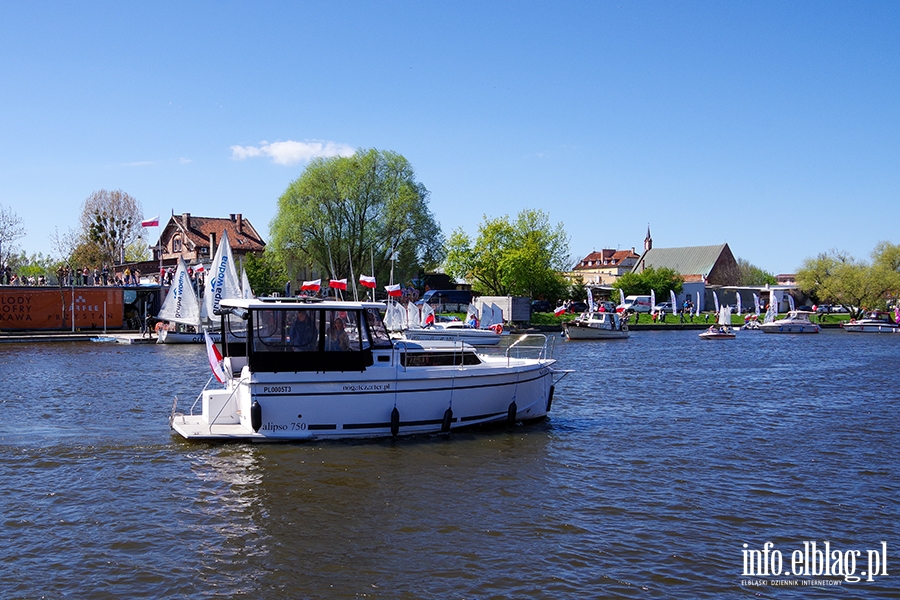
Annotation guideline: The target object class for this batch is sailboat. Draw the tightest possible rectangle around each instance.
[699,305,736,339]
[157,230,242,344]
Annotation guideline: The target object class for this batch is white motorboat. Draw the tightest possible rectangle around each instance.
[759,310,820,334]
[842,312,900,333]
[563,311,628,340]
[700,306,736,339]
[170,297,568,441]
[402,321,504,346]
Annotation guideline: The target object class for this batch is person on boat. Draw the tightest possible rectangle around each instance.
[290,310,317,351]
[325,317,351,351]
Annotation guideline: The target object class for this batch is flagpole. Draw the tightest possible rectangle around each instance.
[348,246,357,302]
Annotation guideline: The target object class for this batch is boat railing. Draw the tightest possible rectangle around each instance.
[502,333,554,363]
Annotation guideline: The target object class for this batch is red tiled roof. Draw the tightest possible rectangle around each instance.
[166,213,265,252]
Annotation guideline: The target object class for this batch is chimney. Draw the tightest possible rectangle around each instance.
[182,213,191,229]
[236,213,243,233]
[209,232,217,259]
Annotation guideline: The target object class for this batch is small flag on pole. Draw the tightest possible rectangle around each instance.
[301,279,321,291]
[329,278,348,290]
[359,274,376,289]
[554,305,566,316]
[204,332,226,383]
[141,215,160,227]
[385,283,402,297]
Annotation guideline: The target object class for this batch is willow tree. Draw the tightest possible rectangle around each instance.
[444,209,570,299]
[269,149,444,289]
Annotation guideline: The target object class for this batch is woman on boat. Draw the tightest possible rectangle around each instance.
[325,317,351,351]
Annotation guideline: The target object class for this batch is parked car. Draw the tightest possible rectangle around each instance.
[531,300,553,313]
[797,305,813,312]
[570,301,588,313]
[653,302,674,313]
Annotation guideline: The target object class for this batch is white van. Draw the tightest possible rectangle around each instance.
[619,295,653,313]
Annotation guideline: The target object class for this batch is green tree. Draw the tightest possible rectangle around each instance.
[244,250,288,297]
[78,189,144,265]
[613,266,683,298]
[444,208,569,299]
[796,244,900,318]
[269,149,444,290]
[736,257,777,286]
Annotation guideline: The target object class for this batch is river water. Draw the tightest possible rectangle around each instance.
[1,330,897,599]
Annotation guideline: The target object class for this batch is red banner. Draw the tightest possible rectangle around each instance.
[0,288,124,330]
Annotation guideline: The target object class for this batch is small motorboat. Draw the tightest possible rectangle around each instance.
[700,306,736,339]
[842,312,900,333]
[759,310,820,334]
[563,311,629,340]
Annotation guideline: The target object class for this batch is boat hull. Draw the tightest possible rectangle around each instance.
[157,329,221,344]
[699,329,735,339]
[171,357,555,440]
[759,324,819,334]
[401,327,502,346]
[563,323,629,340]
[842,322,900,333]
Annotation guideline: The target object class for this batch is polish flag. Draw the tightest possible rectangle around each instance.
[204,332,226,383]
[554,305,566,316]
[141,215,160,227]
[301,279,321,291]
[194,264,205,273]
[329,278,348,290]
[359,274,376,289]
[385,284,402,297]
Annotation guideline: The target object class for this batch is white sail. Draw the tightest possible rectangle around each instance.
[406,302,422,329]
[764,290,777,323]
[385,300,406,331]
[718,305,732,326]
[157,258,201,327]
[241,267,254,299]
[481,303,502,328]
[204,230,242,318]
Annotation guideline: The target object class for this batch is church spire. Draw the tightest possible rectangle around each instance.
[644,225,652,251]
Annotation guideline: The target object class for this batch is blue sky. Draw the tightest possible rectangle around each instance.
[2,1,898,275]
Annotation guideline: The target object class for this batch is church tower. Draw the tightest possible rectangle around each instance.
[644,226,652,251]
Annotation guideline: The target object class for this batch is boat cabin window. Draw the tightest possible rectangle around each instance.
[400,351,482,367]
[240,306,376,372]
[364,307,393,348]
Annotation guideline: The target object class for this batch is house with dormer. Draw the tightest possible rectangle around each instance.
[153,213,266,265]
[571,248,641,286]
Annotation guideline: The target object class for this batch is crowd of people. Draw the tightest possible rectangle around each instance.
[0,263,145,287]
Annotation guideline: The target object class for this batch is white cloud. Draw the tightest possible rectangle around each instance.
[230,140,355,165]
